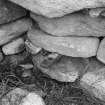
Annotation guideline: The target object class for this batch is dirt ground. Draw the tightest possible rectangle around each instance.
[0,50,104,105]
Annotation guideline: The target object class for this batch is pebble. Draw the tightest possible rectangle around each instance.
[9,0,105,18]
[2,38,25,55]
[97,37,105,64]
[0,18,32,46]
[31,13,105,37]
[20,92,45,105]
[0,0,26,24]
[25,39,42,55]
[80,57,105,101]
[28,29,99,58]
[32,53,88,82]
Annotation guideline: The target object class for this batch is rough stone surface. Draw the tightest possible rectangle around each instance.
[0,18,32,46]
[31,13,105,37]
[80,57,105,101]
[97,38,105,64]
[28,29,99,58]
[20,92,45,105]
[0,0,26,25]
[9,0,105,18]
[33,53,88,82]
[2,38,25,55]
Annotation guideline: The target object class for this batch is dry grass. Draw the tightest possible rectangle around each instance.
[0,50,104,105]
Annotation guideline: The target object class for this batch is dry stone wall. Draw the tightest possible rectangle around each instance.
[1,0,105,104]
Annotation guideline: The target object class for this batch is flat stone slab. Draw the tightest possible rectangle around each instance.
[0,18,32,46]
[31,13,105,37]
[32,53,88,82]
[28,29,99,58]
[9,0,105,18]
[0,0,26,25]
[97,38,105,64]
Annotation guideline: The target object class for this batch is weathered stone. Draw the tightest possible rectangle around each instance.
[2,38,25,55]
[20,92,45,105]
[80,57,105,101]
[32,53,88,82]
[97,38,105,64]
[0,0,26,25]
[1,88,28,105]
[31,13,105,37]
[9,0,105,18]
[28,29,99,58]
[25,39,42,55]
[0,18,32,46]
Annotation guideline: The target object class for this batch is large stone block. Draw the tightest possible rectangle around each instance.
[80,57,105,101]
[33,53,88,82]
[28,28,99,58]
[31,13,105,37]
[0,0,26,24]
[0,18,32,46]
[9,0,105,18]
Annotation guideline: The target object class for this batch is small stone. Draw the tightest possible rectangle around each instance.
[31,13,105,37]
[20,92,45,105]
[9,0,105,18]
[2,38,25,55]
[1,88,28,105]
[89,8,105,17]
[19,64,33,69]
[25,39,42,55]
[0,18,32,46]
[33,54,88,82]
[97,38,105,64]
[80,57,105,101]
[46,53,59,60]
[0,0,26,24]
[28,29,99,58]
